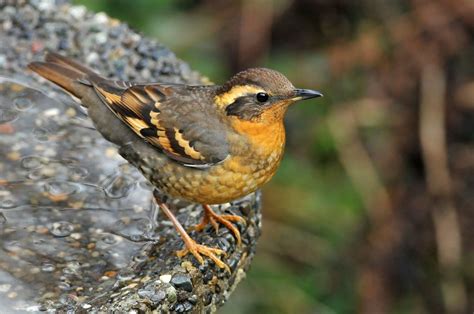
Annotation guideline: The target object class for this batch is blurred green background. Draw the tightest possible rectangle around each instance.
[74,1,474,313]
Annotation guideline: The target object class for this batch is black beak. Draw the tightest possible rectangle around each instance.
[293,89,323,100]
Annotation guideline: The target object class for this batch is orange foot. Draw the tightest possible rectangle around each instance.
[155,198,231,272]
[177,239,230,273]
[194,204,246,245]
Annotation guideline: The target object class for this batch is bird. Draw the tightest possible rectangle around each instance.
[28,52,322,272]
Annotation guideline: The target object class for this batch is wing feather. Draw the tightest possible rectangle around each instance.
[92,81,229,167]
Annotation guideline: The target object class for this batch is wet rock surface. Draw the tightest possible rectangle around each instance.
[0,1,261,312]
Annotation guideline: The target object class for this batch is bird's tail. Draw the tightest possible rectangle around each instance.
[28,52,99,99]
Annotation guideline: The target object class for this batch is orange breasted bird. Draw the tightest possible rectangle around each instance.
[28,53,322,271]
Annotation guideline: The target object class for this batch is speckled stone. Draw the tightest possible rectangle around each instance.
[171,273,193,292]
[0,0,262,313]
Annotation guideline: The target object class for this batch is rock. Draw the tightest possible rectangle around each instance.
[0,1,261,313]
[171,273,194,292]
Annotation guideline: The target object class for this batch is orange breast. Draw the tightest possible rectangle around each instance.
[137,116,287,205]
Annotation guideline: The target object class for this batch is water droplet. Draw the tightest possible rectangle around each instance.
[33,238,47,246]
[138,218,152,230]
[0,198,16,209]
[68,167,88,180]
[41,263,56,272]
[101,234,117,245]
[60,158,79,166]
[21,155,45,170]
[0,212,6,224]
[138,180,153,190]
[43,181,78,197]
[117,269,134,281]
[50,221,74,237]
[13,97,33,111]
[26,169,45,180]
[0,108,18,123]
[3,240,21,252]
[102,173,135,199]
[26,167,58,180]
[129,234,143,242]
[133,253,148,263]
[113,218,154,242]
[32,127,49,142]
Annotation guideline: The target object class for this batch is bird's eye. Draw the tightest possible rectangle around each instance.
[256,92,269,103]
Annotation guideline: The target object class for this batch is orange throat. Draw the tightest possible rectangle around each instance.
[231,116,286,157]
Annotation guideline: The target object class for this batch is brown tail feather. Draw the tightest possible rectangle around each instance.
[44,52,98,77]
[28,52,103,99]
[28,61,88,98]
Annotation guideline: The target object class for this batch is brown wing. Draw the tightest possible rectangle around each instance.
[92,80,229,168]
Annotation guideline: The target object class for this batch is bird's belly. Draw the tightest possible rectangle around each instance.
[147,153,282,205]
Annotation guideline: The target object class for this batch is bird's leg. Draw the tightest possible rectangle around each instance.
[194,204,246,246]
[154,193,230,272]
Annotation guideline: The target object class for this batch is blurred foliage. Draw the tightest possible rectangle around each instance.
[75,0,474,313]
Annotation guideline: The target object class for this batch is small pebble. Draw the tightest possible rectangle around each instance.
[70,233,82,240]
[95,32,108,45]
[166,285,177,303]
[159,274,171,283]
[43,108,60,116]
[0,55,6,68]
[81,303,92,309]
[7,292,17,299]
[86,52,99,64]
[37,0,54,11]
[94,12,108,24]
[41,263,56,273]
[188,294,197,305]
[69,6,87,20]
[171,273,193,292]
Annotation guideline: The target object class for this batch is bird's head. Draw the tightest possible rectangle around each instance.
[215,68,322,124]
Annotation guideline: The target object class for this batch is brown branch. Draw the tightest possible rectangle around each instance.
[419,62,466,314]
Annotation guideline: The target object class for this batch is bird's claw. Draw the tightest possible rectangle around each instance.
[194,206,246,246]
[177,240,230,273]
